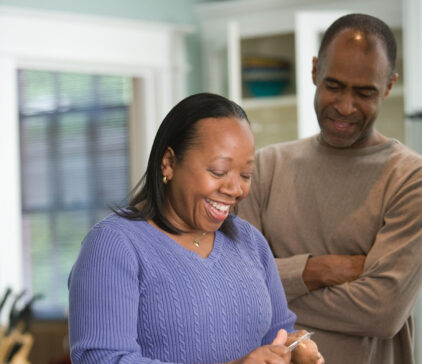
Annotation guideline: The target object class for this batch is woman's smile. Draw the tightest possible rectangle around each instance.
[205,198,231,222]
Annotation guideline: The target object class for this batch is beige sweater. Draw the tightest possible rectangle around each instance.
[238,135,422,364]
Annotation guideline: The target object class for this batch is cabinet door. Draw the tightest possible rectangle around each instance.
[294,11,347,138]
[226,21,299,149]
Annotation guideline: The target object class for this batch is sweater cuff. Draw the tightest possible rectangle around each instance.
[275,254,311,301]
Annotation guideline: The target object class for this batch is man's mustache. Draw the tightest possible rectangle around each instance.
[325,110,361,124]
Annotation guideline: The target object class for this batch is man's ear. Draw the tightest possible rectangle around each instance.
[312,56,318,86]
[161,147,176,181]
[383,72,399,99]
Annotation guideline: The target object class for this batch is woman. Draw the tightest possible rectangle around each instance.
[68,93,323,364]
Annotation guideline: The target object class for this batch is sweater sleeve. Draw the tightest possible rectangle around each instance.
[244,224,296,344]
[290,169,422,338]
[68,225,174,364]
[274,256,311,301]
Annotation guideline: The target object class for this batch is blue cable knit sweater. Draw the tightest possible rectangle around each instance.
[68,213,296,364]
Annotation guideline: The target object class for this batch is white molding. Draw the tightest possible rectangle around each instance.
[0,6,192,70]
[196,0,334,19]
[0,6,191,310]
[403,0,422,114]
[227,21,241,104]
[196,0,402,29]
[0,5,192,34]
[0,56,22,324]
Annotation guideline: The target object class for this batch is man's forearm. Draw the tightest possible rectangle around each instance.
[302,255,366,291]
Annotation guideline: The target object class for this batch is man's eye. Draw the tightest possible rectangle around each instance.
[241,174,252,180]
[326,84,340,90]
[358,91,376,98]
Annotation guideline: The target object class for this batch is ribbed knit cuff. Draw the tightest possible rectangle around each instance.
[275,254,311,302]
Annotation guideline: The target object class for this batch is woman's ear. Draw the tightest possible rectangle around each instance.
[161,147,176,181]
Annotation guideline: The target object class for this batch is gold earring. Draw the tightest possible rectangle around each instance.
[163,176,168,184]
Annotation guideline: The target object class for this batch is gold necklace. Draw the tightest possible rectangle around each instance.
[193,232,207,248]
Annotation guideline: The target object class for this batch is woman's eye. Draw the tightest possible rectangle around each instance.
[210,170,225,177]
[241,174,252,180]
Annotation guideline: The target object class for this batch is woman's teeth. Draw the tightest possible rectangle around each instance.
[206,199,229,212]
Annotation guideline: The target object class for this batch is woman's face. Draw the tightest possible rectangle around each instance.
[162,116,255,233]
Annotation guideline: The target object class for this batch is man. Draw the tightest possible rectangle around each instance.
[238,13,422,364]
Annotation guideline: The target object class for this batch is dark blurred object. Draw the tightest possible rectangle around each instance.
[49,352,71,364]
[0,289,43,364]
[6,292,43,335]
[0,287,12,315]
[6,290,26,335]
[48,334,71,364]
[28,319,69,364]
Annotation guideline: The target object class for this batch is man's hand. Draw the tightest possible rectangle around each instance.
[303,255,365,291]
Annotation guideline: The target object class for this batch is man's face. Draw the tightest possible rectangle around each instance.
[312,29,398,149]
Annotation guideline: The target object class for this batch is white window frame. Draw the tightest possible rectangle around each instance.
[0,6,191,318]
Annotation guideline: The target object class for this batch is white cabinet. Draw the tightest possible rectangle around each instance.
[231,29,299,149]
[196,0,404,150]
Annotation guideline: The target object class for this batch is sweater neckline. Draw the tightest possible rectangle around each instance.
[310,134,398,156]
[143,220,222,264]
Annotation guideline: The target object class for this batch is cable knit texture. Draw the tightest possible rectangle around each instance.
[68,214,296,364]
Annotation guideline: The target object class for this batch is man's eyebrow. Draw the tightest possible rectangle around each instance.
[354,85,378,91]
[324,77,377,91]
[324,77,345,86]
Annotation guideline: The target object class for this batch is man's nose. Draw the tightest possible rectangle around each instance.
[334,92,356,116]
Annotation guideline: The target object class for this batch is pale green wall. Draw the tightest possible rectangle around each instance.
[0,0,211,93]
[0,0,208,24]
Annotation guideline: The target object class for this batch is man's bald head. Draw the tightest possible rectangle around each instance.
[317,14,397,79]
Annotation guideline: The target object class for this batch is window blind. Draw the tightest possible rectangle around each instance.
[18,70,131,316]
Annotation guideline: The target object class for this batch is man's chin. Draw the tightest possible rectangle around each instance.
[319,131,357,149]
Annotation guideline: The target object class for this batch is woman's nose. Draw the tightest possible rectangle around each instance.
[220,175,244,198]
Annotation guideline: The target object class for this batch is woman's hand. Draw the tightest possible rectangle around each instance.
[228,329,291,364]
[286,330,324,364]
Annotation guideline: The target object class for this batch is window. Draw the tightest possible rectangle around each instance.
[19,70,132,317]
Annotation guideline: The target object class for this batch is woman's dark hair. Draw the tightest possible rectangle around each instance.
[318,13,397,78]
[116,92,249,236]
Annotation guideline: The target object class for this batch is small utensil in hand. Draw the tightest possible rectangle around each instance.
[288,331,314,351]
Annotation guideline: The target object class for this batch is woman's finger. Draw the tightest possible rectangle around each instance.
[271,329,288,346]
